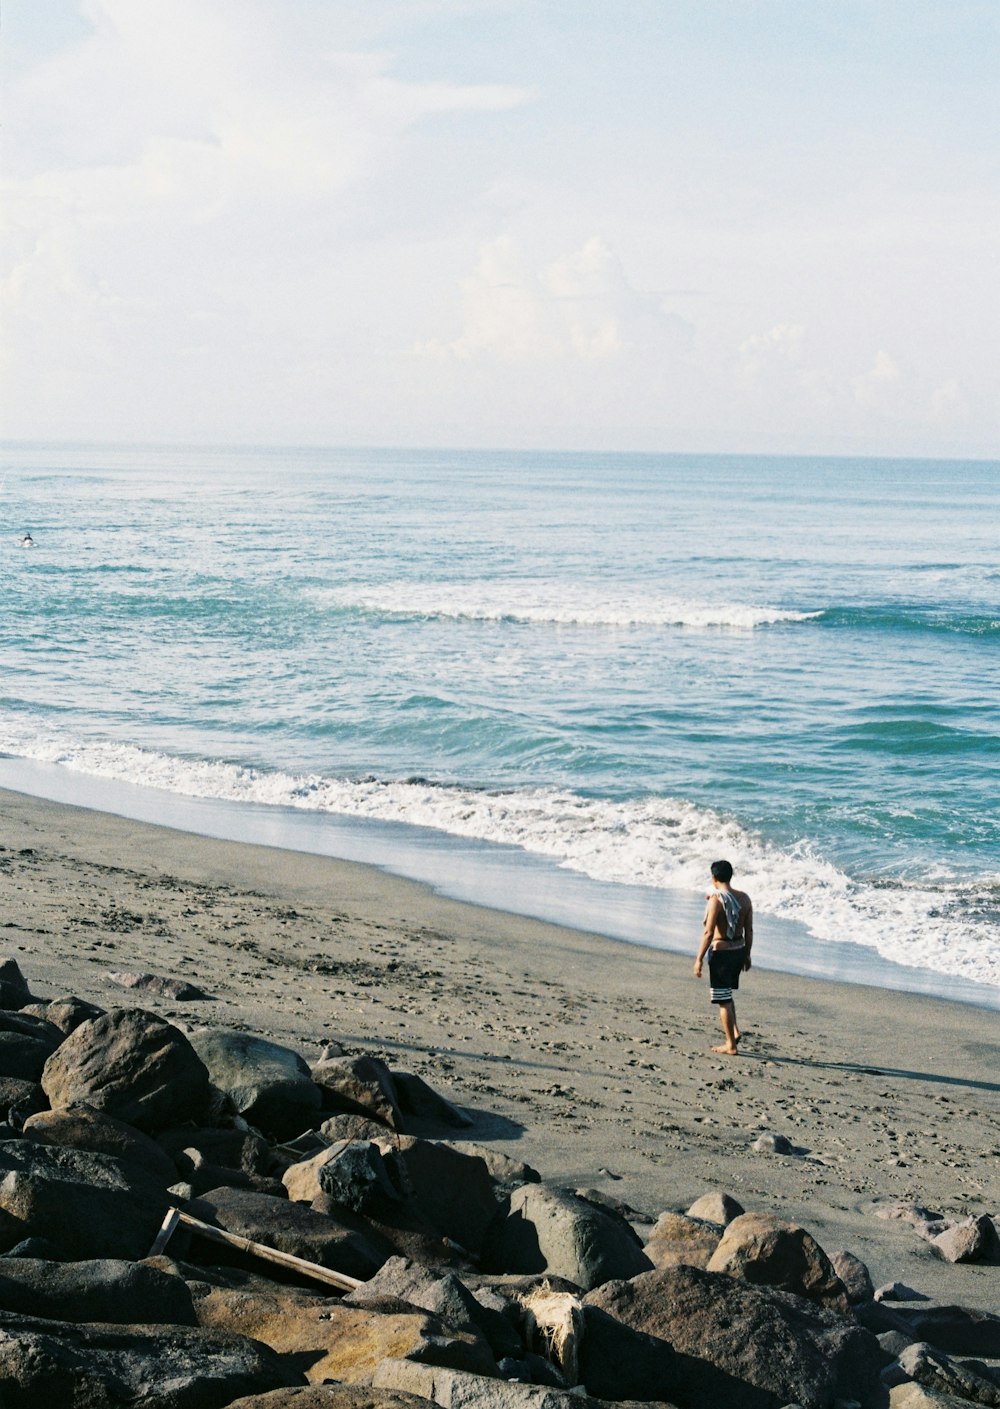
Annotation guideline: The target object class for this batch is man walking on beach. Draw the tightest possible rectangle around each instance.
[693,860,752,1054]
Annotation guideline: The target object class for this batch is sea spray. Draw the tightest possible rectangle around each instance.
[2,724,997,989]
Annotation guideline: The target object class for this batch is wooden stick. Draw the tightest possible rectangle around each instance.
[147,1206,364,1293]
[148,1206,181,1257]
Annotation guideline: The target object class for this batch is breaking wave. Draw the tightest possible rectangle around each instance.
[305,582,817,630]
[2,725,997,991]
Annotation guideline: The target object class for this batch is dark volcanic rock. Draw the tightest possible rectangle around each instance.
[345,1255,522,1361]
[686,1190,745,1226]
[446,1142,541,1194]
[41,1008,212,1133]
[0,1011,63,1046]
[644,1211,722,1270]
[157,1125,275,1179]
[319,1113,392,1144]
[0,1031,54,1081]
[374,1359,671,1406]
[188,1028,322,1140]
[0,1075,46,1125]
[861,1302,1000,1357]
[315,1140,406,1216]
[872,1202,943,1227]
[0,1141,170,1260]
[185,1186,392,1282]
[578,1302,681,1401]
[195,1278,497,1384]
[932,1215,1000,1265]
[0,959,33,1009]
[391,1071,473,1129]
[0,1309,299,1407]
[284,1143,349,1204]
[752,1132,795,1155]
[0,1010,64,1081]
[312,1190,468,1275]
[705,1211,850,1311]
[23,1103,179,1185]
[228,1388,440,1407]
[830,1248,876,1304]
[0,1257,196,1325]
[106,971,212,1001]
[482,1183,653,1291]
[20,994,106,1035]
[3,1235,63,1259]
[311,1055,403,1130]
[174,1145,286,1198]
[894,1341,1000,1406]
[290,1135,502,1259]
[391,1136,503,1256]
[587,1264,885,1409]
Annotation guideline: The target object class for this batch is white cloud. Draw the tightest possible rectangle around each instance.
[929,378,969,425]
[0,0,531,438]
[417,234,692,364]
[0,0,995,454]
[738,323,806,383]
[853,349,903,407]
[3,1,526,215]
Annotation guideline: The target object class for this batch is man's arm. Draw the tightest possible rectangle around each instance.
[743,899,753,970]
[693,896,719,977]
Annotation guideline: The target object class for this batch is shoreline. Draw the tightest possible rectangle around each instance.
[1,783,998,1315]
[1,757,996,1015]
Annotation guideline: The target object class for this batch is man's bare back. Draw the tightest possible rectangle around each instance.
[693,860,753,1054]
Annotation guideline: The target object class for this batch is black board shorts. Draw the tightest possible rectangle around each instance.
[708,946,745,1004]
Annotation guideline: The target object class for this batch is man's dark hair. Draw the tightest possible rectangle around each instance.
[711,859,734,883]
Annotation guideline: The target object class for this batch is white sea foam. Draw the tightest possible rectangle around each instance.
[2,724,997,991]
[308,582,817,631]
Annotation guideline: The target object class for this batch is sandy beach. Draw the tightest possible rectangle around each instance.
[2,784,997,1317]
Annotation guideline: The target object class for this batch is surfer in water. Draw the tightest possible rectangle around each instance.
[21,532,34,547]
[693,859,753,1054]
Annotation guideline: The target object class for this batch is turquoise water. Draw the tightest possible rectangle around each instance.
[2,443,998,1002]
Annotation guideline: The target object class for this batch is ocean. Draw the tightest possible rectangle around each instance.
[2,443,998,1008]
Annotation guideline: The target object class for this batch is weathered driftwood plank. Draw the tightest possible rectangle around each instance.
[148,1206,182,1257]
[147,1206,364,1292]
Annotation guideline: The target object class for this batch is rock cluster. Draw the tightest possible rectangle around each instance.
[871,1202,1000,1265]
[0,959,997,1408]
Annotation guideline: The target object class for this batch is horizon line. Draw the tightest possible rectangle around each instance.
[3,437,998,467]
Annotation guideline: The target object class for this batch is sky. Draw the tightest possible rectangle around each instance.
[1,0,998,456]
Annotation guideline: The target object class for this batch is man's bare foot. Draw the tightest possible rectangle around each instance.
[711,1044,740,1055]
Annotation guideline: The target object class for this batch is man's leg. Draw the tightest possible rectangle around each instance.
[712,1000,740,1055]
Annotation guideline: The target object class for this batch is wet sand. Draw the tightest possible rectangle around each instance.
[2,785,998,1313]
